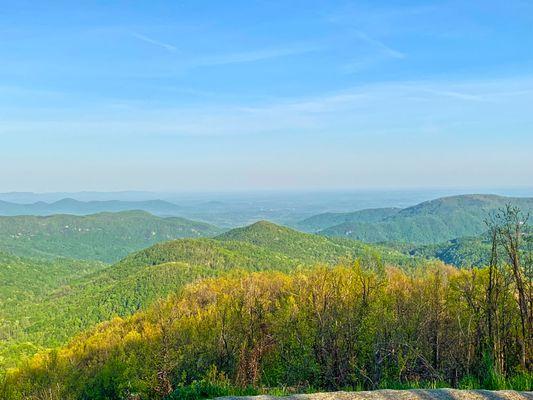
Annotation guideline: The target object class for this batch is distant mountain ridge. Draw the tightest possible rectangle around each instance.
[0,198,183,216]
[294,207,401,232]
[311,194,533,244]
[0,191,157,203]
[0,210,222,262]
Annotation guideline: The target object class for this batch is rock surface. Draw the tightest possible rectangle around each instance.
[216,389,532,400]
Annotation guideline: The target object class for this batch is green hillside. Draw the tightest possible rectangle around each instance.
[0,252,105,305]
[407,226,531,268]
[407,236,492,267]
[0,221,420,370]
[294,207,401,232]
[0,211,221,262]
[216,220,414,266]
[5,264,530,399]
[0,252,107,367]
[0,238,301,369]
[319,194,533,244]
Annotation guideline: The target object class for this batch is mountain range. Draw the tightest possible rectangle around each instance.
[0,210,221,262]
[0,198,183,217]
[308,194,533,244]
[295,207,402,232]
[2,193,531,397]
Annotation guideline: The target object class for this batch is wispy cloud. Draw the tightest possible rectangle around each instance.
[352,30,406,59]
[420,89,490,102]
[3,76,533,139]
[130,32,177,52]
[338,29,406,74]
[192,44,321,67]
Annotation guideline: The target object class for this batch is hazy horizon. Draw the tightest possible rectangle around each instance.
[2,186,533,206]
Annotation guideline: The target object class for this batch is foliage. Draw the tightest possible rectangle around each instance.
[0,252,107,367]
[406,235,492,267]
[2,210,531,399]
[216,221,415,266]
[294,207,401,232]
[0,238,299,369]
[318,194,533,244]
[0,221,420,370]
[0,211,221,262]
[3,263,531,399]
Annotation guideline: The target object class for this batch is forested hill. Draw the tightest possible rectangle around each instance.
[0,251,107,367]
[406,235,492,267]
[0,211,221,262]
[0,238,296,369]
[294,207,401,232]
[3,214,530,398]
[0,251,106,310]
[316,194,533,244]
[0,198,183,216]
[215,220,413,265]
[0,221,420,370]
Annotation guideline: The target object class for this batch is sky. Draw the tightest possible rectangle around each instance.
[1,0,532,192]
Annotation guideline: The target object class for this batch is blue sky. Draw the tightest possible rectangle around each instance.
[1,0,532,191]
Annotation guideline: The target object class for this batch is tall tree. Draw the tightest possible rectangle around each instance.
[487,205,532,370]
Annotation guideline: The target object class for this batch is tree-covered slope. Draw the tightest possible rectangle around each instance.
[0,211,222,262]
[0,252,107,368]
[319,194,533,244]
[215,220,414,266]
[407,236,492,267]
[0,252,105,306]
[5,264,530,399]
[406,225,531,268]
[0,238,301,369]
[1,221,422,370]
[294,207,401,232]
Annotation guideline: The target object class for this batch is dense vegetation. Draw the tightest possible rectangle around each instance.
[0,239,297,369]
[317,195,533,244]
[3,260,530,400]
[407,235,492,267]
[0,221,421,370]
[0,252,105,304]
[0,252,107,367]
[0,211,221,262]
[1,199,531,399]
[295,207,401,232]
[216,221,415,266]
